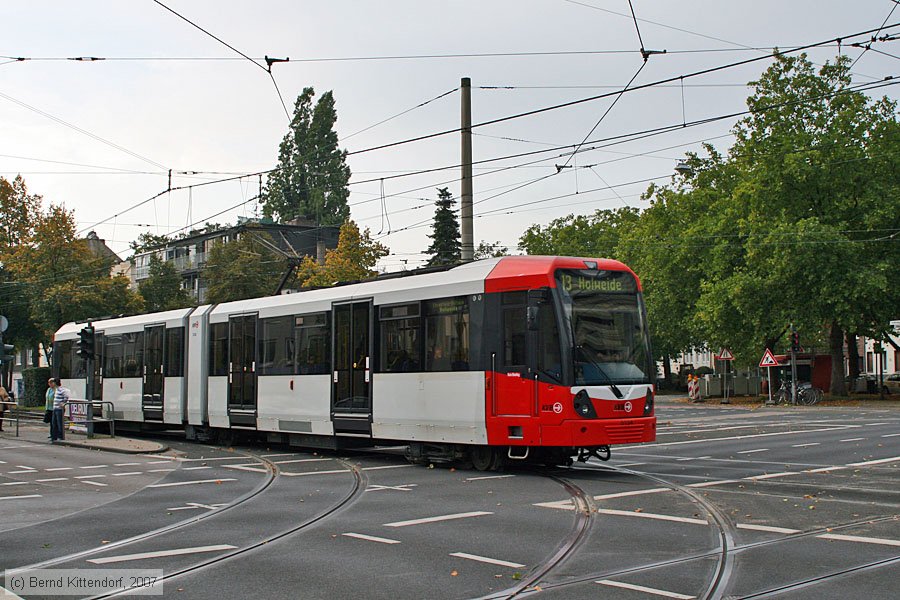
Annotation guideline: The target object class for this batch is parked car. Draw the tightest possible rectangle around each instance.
[883,373,900,395]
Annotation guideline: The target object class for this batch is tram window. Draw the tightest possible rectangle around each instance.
[105,335,124,378]
[259,316,294,375]
[295,312,330,375]
[380,303,420,372]
[536,301,562,381]
[165,327,185,377]
[54,341,74,379]
[425,297,470,372]
[122,332,143,378]
[501,292,527,369]
[209,322,228,376]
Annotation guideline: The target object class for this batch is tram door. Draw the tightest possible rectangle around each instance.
[143,325,165,421]
[228,314,257,427]
[331,301,372,436]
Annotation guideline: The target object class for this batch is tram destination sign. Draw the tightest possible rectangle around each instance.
[557,270,636,294]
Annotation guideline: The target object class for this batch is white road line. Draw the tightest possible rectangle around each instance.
[867,423,890,426]
[74,475,106,479]
[817,533,900,547]
[0,494,42,501]
[839,438,865,442]
[615,462,647,467]
[222,464,268,473]
[35,478,68,482]
[146,460,173,465]
[597,580,695,599]
[596,508,708,526]
[147,468,175,473]
[0,481,29,486]
[45,467,73,471]
[148,478,236,488]
[281,469,348,477]
[848,456,900,467]
[594,488,670,500]
[465,475,516,481]
[80,464,108,469]
[450,552,524,569]
[81,480,107,487]
[362,465,414,471]
[273,458,331,465]
[182,466,212,471]
[8,470,37,474]
[882,433,900,438]
[737,449,769,454]
[804,466,847,473]
[16,465,35,470]
[792,443,820,448]
[687,480,740,488]
[113,472,142,477]
[745,472,800,480]
[618,426,862,450]
[179,457,248,462]
[87,544,238,564]
[260,453,296,458]
[384,511,493,528]
[342,533,401,545]
[113,462,142,466]
[737,523,801,534]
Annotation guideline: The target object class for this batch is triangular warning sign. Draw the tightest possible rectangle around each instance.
[759,348,779,368]
[716,348,734,361]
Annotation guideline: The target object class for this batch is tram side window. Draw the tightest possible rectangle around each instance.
[105,335,124,378]
[54,340,74,379]
[209,322,228,376]
[501,292,527,370]
[537,299,562,381]
[122,332,143,378]
[295,313,330,375]
[259,316,294,375]
[165,327,185,378]
[425,297,470,371]
[380,303,420,372]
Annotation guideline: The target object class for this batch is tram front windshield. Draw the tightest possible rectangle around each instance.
[556,269,652,386]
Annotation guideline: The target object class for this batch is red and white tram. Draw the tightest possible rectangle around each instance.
[53,256,656,469]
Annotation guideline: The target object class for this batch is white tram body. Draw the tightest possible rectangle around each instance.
[53,256,657,464]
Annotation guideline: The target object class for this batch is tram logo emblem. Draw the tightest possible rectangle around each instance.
[552,402,563,414]
[624,401,633,413]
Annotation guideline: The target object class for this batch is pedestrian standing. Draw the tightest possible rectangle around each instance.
[45,378,56,438]
[0,385,9,432]
[49,377,70,442]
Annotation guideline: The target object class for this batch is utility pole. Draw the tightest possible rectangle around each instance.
[790,324,799,404]
[460,77,474,262]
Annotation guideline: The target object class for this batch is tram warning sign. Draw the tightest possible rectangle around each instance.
[759,348,780,368]
[716,348,734,361]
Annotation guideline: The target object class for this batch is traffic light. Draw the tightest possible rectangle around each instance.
[77,325,95,360]
[790,331,801,353]
[0,332,14,364]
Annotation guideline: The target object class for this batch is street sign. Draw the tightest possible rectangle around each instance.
[716,348,734,361]
[759,348,779,368]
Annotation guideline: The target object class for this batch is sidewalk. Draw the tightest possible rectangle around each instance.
[658,394,900,409]
[0,419,167,454]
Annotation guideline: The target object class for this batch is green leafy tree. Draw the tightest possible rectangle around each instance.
[518,207,640,258]
[261,87,351,225]
[474,240,509,259]
[128,232,171,258]
[204,230,287,303]
[138,255,193,312]
[425,187,461,266]
[295,220,388,287]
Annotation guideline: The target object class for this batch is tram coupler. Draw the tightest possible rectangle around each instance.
[577,445,611,462]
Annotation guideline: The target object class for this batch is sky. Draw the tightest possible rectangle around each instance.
[2,1,898,271]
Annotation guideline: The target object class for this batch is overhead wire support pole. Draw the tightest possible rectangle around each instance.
[460,77,474,262]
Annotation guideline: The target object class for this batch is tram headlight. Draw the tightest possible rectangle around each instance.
[573,389,597,418]
[643,388,654,416]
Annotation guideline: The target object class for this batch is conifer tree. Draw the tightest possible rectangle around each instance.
[425,187,461,267]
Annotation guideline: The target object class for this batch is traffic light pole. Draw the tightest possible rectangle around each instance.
[790,324,798,405]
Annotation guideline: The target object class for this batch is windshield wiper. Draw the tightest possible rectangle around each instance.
[575,345,624,399]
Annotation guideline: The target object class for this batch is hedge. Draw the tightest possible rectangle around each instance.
[22,367,51,407]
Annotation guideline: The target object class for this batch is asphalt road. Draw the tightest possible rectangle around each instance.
[1,397,898,599]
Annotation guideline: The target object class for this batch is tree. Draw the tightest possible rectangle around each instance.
[138,255,193,312]
[261,87,351,226]
[424,187,461,266]
[203,229,287,303]
[295,220,388,287]
[474,240,509,259]
[518,207,640,258]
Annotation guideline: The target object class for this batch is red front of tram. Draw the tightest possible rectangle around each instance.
[483,256,656,463]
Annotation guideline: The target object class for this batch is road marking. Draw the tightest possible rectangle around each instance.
[745,472,800,480]
[80,464,108,469]
[281,469,348,477]
[465,474,516,481]
[8,470,37,474]
[450,552,524,569]
[167,502,227,511]
[362,465,414,471]
[74,475,106,479]
[792,443,820,448]
[0,494,42,501]
[804,466,847,473]
[147,460,173,464]
[81,480,108,487]
[615,462,647,467]
[867,423,890,426]
[179,456,247,462]
[687,480,740,488]
[882,433,900,438]
[222,463,268,473]
[182,466,212,471]
[367,484,418,492]
[737,449,769,454]
[113,472,143,476]
[114,462,142,466]
[848,456,900,467]
[737,523,801,534]
[35,478,68,482]
[45,467,73,471]
[273,458,331,465]
[817,533,900,547]
[261,453,296,458]
[16,465,35,470]
[87,544,238,564]
[594,488,670,500]
[597,580,695,599]
[618,426,863,450]
[148,468,176,473]
[597,508,708,525]
[839,438,865,442]
[148,478,236,488]
[0,481,29,486]
[384,511,493,528]
[342,533,401,545]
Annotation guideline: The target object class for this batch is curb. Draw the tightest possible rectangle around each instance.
[50,439,169,455]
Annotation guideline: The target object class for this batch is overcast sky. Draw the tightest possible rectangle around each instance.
[2,1,898,270]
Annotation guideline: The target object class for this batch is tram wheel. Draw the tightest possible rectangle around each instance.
[470,446,500,471]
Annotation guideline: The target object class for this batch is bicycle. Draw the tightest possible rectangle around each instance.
[772,380,823,405]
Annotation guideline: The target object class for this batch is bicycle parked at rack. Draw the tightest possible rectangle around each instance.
[773,379,823,405]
